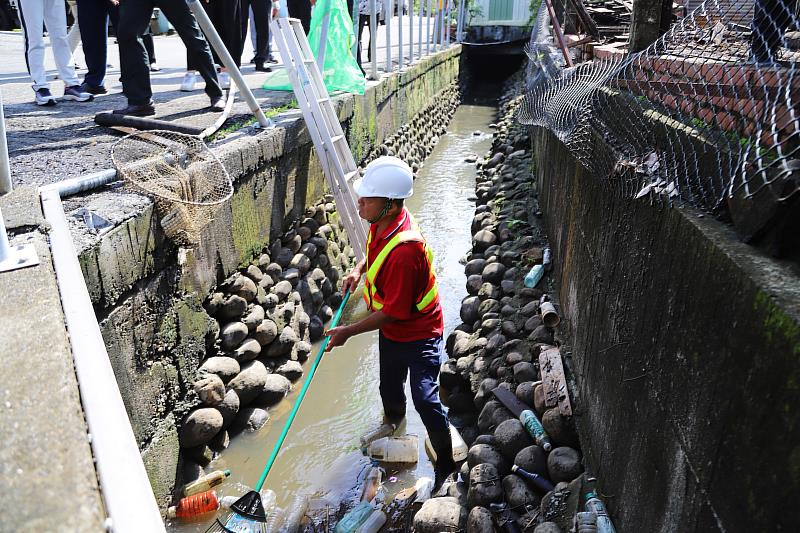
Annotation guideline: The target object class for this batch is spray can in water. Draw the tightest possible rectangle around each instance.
[183,469,231,496]
[519,409,552,451]
[359,422,396,449]
[523,264,544,288]
[510,465,555,494]
[585,490,617,533]
[166,490,219,519]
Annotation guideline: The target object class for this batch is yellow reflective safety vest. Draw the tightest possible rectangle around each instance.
[363,215,440,314]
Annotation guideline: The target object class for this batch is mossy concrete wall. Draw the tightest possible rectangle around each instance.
[77,45,462,507]
[532,126,800,532]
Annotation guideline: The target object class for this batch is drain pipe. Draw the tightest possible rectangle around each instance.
[40,174,165,533]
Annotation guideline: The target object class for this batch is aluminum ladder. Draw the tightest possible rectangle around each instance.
[270,16,367,263]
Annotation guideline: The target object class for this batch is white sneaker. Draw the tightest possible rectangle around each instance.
[34,88,57,106]
[180,71,197,92]
[218,71,230,90]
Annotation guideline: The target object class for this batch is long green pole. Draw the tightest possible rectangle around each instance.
[254,290,352,491]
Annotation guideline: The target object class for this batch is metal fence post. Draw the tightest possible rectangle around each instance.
[445,0,451,46]
[0,91,11,196]
[370,0,378,79]
[427,0,433,55]
[384,0,392,71]
[409,0,414,63]
[398,0,404,68]
[317,12,331,69]
[418,0,423,59]
[351,0,359,58]
[456,0,464,43]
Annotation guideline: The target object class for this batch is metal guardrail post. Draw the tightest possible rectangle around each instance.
[0,91,11,195]
[370,0,378,79]
[456,0,464,43]
[446,0,451,46]
[398,0,404,69]
[384,0,393,71]
[418,0,423,59]
[427,0,432,55]
[351,0,359,57]
[185,0,273,128]
[409,0,414,63]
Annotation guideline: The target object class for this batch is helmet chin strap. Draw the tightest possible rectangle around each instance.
[367,198,394,224]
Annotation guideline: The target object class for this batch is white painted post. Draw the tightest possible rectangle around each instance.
[418,0,423,59]
[409,0,414,63]
[398,0,404,69]
[426,0,432,55]
[370,0,378,79]
[446,0,451,46]
[456,0,464,43]
[0,207,9,263]
[0,92,11,195]
[385,0,393,71]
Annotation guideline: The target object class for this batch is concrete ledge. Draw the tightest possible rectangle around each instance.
[533,125,800,532]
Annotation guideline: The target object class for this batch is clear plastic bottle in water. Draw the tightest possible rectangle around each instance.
[260,489,277,515]
[265,506,285,533]
[367,435,419,463]
[424,424,468,463]
[354,508,387,533]
[281,494,309,533]
[361,466,384,503]
[334,501,375,533]
[413,477,434,503]
[523,264,544,288]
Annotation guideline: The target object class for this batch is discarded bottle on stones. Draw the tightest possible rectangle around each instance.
[360,466,384,502]
[367,435,419,463]
[519,409,552,451]
[539,301,560,328]
[166,490,219,519]
[183,468,231,496]
[334,501,375,533]
[354,507,387,533]
[359,422,396,449]
[523,264,544,288]
[511,464,555,494]
[414,477,434,502]
[542,247,552,271]
[585,490,617,533]
[489,502,522,533]
[576,511,598,533]
[265,506,285,532]
[283,494,310,533]
[424,424,468,463]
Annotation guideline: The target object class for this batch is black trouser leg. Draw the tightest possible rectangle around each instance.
[243,0,270,62]
[117,0,154,105]
[142,31,156,64]
[158,0,222,99]
[287,0,311,34]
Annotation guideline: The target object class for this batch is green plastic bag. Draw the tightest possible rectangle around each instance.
[263,0,366,95]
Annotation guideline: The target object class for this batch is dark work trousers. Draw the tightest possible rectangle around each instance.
[117,0,221,105]
[187,0,243,70]
[356,14,373,68]
[76,0,119,88]
[751,0,798,62]
[143,30,156,65]
[287,0,312,34]
[241,0,270,63]
[378,333,449,435]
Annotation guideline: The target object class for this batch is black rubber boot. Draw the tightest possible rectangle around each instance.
[429,430,457,493]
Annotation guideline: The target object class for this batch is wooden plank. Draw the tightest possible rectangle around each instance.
[539,347,573,416]
[568,0,601,39]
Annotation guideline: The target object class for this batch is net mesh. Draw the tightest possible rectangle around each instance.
[519,0,800,212]
[111,131,234,245]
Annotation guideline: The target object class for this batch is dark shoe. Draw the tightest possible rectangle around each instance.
[80,82,107,95]
[433,461,458,494]
[255,63,272,72]
[428,429,457,493]
[112,100,156,116]
[267,55,278,63]
[209,96,226,112]
[63,85,94,102]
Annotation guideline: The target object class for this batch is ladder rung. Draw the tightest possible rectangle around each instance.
[330,135,344,144]
[303,59,315,65]
[318,97,330,103]
[345,170,359,181]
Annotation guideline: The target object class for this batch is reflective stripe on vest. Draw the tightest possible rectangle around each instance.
[363,226,439,313]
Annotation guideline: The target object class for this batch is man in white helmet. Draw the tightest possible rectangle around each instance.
[325,156,457,488]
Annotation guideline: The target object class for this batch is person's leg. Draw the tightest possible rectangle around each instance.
[157,0,223,99]
[218,0,244,67]
[117,0,154,105]
[143,32,156,65]
[17,0,49,91]
[42,0,81,87]
[250,0,270,63]
[378,332,409,424]
[77,0,108,88]
[67,0,81,53]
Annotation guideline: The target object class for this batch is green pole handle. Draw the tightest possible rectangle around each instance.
[254,290,352,491]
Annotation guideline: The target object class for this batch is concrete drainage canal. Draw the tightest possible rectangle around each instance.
[152,69,586,532]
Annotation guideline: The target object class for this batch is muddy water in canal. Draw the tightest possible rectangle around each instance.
[171,99,497,531]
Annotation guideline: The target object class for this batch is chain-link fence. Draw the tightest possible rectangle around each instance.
[519,0,799,215]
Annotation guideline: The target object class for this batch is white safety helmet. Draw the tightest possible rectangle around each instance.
[353,156,414,199]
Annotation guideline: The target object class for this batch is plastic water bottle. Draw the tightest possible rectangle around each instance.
[360,466,383,502]
[166,490,219,519]
[413,477,434,503]
[281,494,309,533]
[261,489,277,515]
[523,264,544,288]
[576,511,598,533]
[183,469,231,496]
[424,424,468,463]
[511,465,555,494]
[265,506,285,533]
[354,508,387,533]
[585,491,617,533]
[359,422,396,448]
[519,409,552,451]
[367,436,419,463]
[542,247,552,271]
[334,501,375,533]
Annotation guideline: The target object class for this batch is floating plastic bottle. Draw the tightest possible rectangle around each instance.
[361,466,384,502]
[261,489,277,515]
[585,491,617,533]
[523,264,544,288]
[576,511,598,533]
[359,422,396,448]
[183,469,231,496]
[424,424,468,463]
[511,465,555,494]
[413,477,434,503]
[519,409,552,451]
[367,435,419,463]
[220,495,239,509]
[166,490,219,519]
[265,506,285,533]
[281,494,309,533]
[334,501,375,533]
[354,508,387,533]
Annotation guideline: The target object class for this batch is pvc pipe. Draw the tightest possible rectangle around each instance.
[185,0,272,128]
[40,187,165,533]
[0,91,11,195]
[40,168,118,198]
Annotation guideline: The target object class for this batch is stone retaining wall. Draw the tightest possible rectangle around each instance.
[76,46,463,507]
